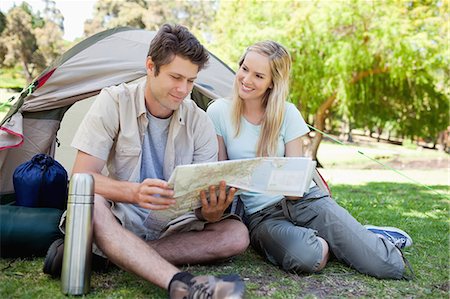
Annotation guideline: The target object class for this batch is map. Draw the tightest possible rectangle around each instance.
[148,157,316,231]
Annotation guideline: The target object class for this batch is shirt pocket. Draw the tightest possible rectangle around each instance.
[112,146,141,180]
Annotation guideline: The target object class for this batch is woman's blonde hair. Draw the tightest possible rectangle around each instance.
[231,41,291,156]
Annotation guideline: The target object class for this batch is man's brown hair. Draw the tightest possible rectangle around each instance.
[147,24,209,75]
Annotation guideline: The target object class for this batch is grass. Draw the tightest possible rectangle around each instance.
[0,88,20,121]
[1,182,448,298]
[0,67,26,89]
[1,66,26,119]
[317,138,447,170]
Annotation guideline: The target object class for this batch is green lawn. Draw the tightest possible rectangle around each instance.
[317,138,447,169]
[0,68,26,90]
[1,182,448,298]
[0,88,19,121]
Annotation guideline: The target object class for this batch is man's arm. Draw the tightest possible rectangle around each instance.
[72,151,176,210]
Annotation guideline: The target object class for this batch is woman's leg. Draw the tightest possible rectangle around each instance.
[248,207,328,273]
[286,188,405,279]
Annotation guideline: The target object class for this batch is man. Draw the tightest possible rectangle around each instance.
[45,24,249,298]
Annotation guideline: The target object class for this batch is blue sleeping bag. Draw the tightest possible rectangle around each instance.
[13,154,68,210]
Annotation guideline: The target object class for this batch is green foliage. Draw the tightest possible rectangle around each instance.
[0,6,42,82]
[208,0,294,68]
[208,0,449,148]
[0,0,447,146]
[0,182,448,298]
[19,1,45,28]
[0,11,6,35]
[84,0,218,38]
[287,0,448,138]
[0,67,27,89]
[0,2,64,83]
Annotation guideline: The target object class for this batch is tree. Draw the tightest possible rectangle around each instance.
[208,0,449,160]
[0,1,64,83]
[0,5,43,82]
[0,11,7,64]
[84,0,217,38]
[208,0,293,67]
[42,0,64,31]
[286,0,448,157]
[0,11,6,34]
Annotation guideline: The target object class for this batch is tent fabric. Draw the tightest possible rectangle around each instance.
[0,27,235,195]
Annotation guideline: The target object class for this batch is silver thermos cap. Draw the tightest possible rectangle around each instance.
[68,173,95,203]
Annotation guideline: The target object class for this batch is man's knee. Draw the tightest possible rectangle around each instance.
[222,219,249,254]
[208,219,249,255]
[93,195,114,232]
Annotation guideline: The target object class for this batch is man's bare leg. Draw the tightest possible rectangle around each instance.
[149,219,249,265]
[93,196,178,289]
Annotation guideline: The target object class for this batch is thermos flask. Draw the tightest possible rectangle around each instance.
[61,173,94,295]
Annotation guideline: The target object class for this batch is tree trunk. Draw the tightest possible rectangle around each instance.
[22,60,33,83]
[432,138,437,149]
[376,126,383,142]
[347,122,353,142]
[301,67,388,164]
[339,120,347,140]
[436,130,447,152]
[310,93,336,162]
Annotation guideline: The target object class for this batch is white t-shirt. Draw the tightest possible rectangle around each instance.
[207,98,310,215]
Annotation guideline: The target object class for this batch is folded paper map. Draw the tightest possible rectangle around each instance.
[149,157,316,231]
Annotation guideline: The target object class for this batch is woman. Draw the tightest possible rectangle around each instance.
[206,41,412,279]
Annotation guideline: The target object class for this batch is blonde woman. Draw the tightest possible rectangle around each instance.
[207,41,412,279]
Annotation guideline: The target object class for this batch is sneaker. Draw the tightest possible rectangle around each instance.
[43,238,64,277]
[43,238,112,277]
[170,274,245,299]
[365,225,413,249]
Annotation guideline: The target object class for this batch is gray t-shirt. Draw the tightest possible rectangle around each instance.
[140,111,172,181]
[138,112,171,239]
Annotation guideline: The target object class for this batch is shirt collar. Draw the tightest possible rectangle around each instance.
[137,79,147,118]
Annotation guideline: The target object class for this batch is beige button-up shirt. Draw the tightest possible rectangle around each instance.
[72,79,218,183]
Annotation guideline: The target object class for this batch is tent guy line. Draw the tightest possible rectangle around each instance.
[307,124,448,200]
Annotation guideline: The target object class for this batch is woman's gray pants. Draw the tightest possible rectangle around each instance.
[247,187,405,279]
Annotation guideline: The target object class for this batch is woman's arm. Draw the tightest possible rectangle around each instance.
[284,137,303,157]
[217,135,229,161]
[284,137,306,200]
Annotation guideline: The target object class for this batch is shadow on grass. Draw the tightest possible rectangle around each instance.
[1,182,448,298]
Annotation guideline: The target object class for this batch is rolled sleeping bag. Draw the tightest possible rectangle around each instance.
[0,205,64,257]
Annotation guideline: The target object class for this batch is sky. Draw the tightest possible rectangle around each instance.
[0,0,97,41]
